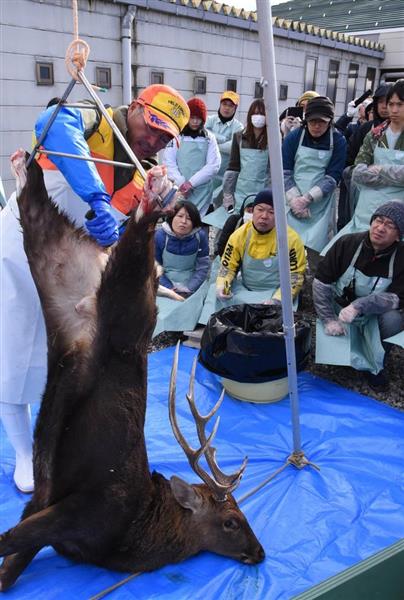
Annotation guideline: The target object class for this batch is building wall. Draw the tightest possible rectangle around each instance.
[0,0,383,196]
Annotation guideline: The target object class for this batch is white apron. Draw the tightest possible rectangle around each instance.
[315,241,404,374]
[0,169,89,405]
[323,144,404,254]
[199,229,297,325]
[202,146,269,229]
[177,137,211,217]
[287,128,335,253]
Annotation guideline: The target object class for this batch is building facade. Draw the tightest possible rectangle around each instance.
[0,0,384,195]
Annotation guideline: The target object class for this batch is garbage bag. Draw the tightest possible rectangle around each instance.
[198,304,311,383]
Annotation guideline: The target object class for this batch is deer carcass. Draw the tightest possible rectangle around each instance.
[0,150,264,591]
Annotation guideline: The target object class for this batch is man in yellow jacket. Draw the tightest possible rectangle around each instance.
[199,189,306,324]
[216,189,306,303]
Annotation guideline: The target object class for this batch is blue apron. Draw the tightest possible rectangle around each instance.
[199,228,297,325]
[287,128,335,253]
[323,144,404,254]
[203,145,269,229]
[315,240,403,374]
[153,235,208,336]
[177,137,211,216]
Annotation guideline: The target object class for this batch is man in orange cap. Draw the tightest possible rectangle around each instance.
[0,84,189,493]
[35,84,190,247]
[206,90,243,202]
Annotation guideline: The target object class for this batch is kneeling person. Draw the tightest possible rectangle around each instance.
[199,189,306,324]
[313,201,404,389]
[153,201,210,336]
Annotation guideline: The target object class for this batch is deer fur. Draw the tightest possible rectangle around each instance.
[0,151,264,591]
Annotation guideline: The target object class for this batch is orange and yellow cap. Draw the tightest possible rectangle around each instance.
[220,91,240,106]
[137,84,190,140]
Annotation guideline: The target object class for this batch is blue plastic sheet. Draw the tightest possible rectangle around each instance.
[1,346,404,599]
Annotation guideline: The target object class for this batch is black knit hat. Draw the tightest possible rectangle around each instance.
[371,201,404,237]
[253,189,273,208]
[305,96,334,122]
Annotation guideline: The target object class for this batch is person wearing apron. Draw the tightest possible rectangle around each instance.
[282,96,347,254]
[0,85,190,492]
[325,81,404,252]
[154,201,210,336]
[203,98,270,230]
[205,90,244,205]
[199,189,306,325]
[313,201,404,389]
[163,97,221,218]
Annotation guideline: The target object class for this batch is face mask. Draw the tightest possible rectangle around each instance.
[251,114,266,128]
[243,212,253,224]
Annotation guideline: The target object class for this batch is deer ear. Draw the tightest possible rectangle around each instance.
[170,476,203,512]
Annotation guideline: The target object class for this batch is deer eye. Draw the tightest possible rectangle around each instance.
[223,518,240,532]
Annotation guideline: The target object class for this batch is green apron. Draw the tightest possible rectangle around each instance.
[177,137,211,216]
[153,235,208,336]
[199,228,297,325]
[315,240,403,374]
[202,145,269,229]
[322,144,404,254]
[287,128,335,253]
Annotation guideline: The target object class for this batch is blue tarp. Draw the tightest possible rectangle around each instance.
[1,345,404,599]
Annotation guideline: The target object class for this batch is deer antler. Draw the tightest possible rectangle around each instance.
[168,343,247,502]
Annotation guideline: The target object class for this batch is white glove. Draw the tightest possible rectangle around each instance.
[324,320,345,336]
[338,304,359,324]
[289,196,311,218]
[223,193,235,212]
[262,298,281,305]
[216,285,233,300]
[346,100,358,118]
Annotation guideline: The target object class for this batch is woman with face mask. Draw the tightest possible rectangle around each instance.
[203,99,270,229]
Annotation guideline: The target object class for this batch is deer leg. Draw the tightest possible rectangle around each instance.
[0,493,90,558]
[0,549,40,591]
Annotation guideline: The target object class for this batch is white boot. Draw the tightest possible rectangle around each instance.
[0,403,34,493]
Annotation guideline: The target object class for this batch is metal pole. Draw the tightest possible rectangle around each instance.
[26,78,77,168]
[256,0,302,453]
[36,149,136,169]
[77,70,147,180]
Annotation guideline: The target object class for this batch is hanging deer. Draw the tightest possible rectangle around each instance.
[0,150,264,591]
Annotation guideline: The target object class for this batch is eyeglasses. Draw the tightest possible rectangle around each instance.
[372,216,398,232]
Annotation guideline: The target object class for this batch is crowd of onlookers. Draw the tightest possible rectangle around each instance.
[1,78,403,494]
[154,80,404,393]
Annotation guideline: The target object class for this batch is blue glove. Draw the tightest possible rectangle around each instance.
[85,194,119,247]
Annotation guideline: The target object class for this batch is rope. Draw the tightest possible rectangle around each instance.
[65,0,90,79]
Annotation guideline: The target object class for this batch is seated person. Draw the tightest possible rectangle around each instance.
[313,201,404,390]
[199,189,306,324]
[153,201,210,336]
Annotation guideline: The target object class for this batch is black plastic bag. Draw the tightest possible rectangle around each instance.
[198,304,311,383]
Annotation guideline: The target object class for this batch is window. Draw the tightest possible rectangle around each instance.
[279,84,288,101]
[36,61,54,86]
[226,78,237,92]
[304,56,317,90]
[326,60,340,104]
[346,62,359,104]
[254,81,264,99]
[365,67,376,92]
[96,67,111,89]
[151,71,164,85]
[193,76,207,95]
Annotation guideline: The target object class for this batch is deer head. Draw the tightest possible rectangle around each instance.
[168,343,265,565]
